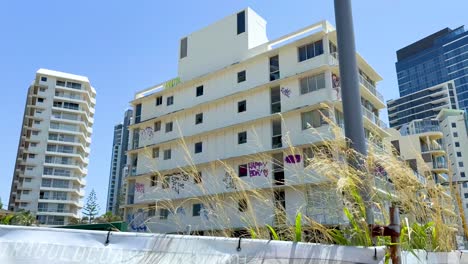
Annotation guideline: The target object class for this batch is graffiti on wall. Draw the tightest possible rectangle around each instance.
[201,203,217,222]
[285,154,301,164]
[135,183,145,194]
[166,172,190,194]
[223,172,237,190]
[139,127,154,140]
[248,161,269,177]
[127,210,148,232]
[280,87,291,98]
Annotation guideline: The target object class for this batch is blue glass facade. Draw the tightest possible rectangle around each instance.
[396,26,468,111]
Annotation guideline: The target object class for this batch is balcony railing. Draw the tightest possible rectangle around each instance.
[421,145,443,152]
[361,106,388,129]
[433,161,448,169]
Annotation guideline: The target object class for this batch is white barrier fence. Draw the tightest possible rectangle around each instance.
[0,225,467,263]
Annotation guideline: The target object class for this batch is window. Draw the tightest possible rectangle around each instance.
[25,178,32,182]
[38,98,44,103]
[270,86,281,113]
[238,131,247,144]
[465,193,468,199]
[238,100,246,113]
[237,71,246,83]
[269,55,280,81]
[196,85,204,97]
[303,148,314,167]
[238,199,248,212]
[195,113,203,124]
[152,147,159,158]
[272,119,282,148]
[457,152,462,157]
[26,167,33,171]
[238,164,247,177]
[56,80,65,86]
[155,96,163,106]
[30,143,37,147]
[163,149,172,160]
[459,162,464,167]
[193,204,202,216]
[146,206,156,217]
[165,122,173,133]
[180,37,188,59]
[32,131,39,135]
[454,132,458,137]
[135,104,142,124]
[301,109,328,129]
[40,77,47,82]
[298,40,323,62]
[456,142,460,147]
[34,120,40,124]
[23,190,30,195]
[194,172,202,184]
[452,123,457,128]
[462,172,466,178]
[237,11,245,34]
[300,73,325,94]
[167,96,174,106]
[28,154,35,159]
[195,142,203,154]
[464,182,468,188]
[154,121,161,131]
[160,208,169,220]
[151,175,157,187]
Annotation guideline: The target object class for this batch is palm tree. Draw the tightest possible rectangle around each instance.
[96,212,122,223]
[14,211,36,226]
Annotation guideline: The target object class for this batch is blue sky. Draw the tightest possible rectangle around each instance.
[1,0,467,213]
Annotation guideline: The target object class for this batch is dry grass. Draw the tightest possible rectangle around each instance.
[128,113,459,251]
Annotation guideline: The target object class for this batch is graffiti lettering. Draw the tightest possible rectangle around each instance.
[285,154,301,164]
[248,161,269,177]
[135,183,145,193]
[127,210,148,232]
[223,172,237,190]
[280,87,291,98]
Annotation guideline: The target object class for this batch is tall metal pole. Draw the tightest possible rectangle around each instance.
[334,0,374,225]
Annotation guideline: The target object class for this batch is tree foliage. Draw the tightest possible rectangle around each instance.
[82,189,100,223]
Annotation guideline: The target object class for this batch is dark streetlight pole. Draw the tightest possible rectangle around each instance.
[333,0,374,225]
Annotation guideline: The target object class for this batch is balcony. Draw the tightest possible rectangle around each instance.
[361,106,388,129]
[329,53,385,107]
[421,144,445,156]
[432,160,449,173]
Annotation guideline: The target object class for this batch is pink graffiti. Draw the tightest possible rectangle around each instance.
[135,183,145,193]
[285,154,301,164]
[248,161,268,177]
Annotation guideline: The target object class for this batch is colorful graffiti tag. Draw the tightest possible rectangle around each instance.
[135,183,145,194]
[285,154,301,164]
[248,161,269,177]
[127,210,148,232]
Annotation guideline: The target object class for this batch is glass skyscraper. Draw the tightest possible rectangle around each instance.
[396,26,468,111]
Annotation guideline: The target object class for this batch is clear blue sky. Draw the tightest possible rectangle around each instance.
[1,0,467,213]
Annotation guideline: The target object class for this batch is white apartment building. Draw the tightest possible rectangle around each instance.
[123,8,388,234]
[437,109,468,220]
[386,121,448,185]
[8,69,96,226]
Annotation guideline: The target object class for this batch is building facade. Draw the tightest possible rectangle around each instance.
[396,26,468,111]
[387,80,458,130]
[386,121,449,185]
[436,109,468,220]
[8,69,96,225]
[123,8,388,234]
[106,109,133,215]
